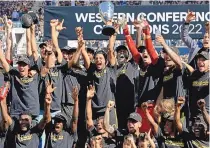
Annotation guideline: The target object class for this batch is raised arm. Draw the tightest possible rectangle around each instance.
[142,23,159,65]
[121,19,141,64]
[156,35,182,69]
[197,99,210,125]
[180,10,198,52]
[30,24,39,61]
[71,27,90,69]
[86,85,95,129]
[26,27,32,57]
[50,19,66,64]
[181,61,194,74]
[0,41,10,72]
[133,17,144,48]
[4,15,13,62]
[175,97,185,133]
[0,91,12,130]
[71,87,79,133]
[104,101,115,135]
[142,102,159,135]
[38,81,55,130]
[107,22,119,66]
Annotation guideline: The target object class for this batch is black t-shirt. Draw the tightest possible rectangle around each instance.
[7,119,43,148]
[87,63,116,113]
[87,126,116,148]
[61,66,84,105]
[189,70,209,119]
[181,122,209,148]
[0,128,7,148]
[116,60,138,110]
[155,127,184,148]
[163,66,186,101]
[8,66,40,117]
[137,58,165,105]
[45,121,77,148]
[37,57,67,111]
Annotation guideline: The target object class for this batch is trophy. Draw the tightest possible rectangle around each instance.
[99,2,115,36]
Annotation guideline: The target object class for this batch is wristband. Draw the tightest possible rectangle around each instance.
[184,22,189,25]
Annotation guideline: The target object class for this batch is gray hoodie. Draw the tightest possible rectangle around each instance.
[180,22,201,68]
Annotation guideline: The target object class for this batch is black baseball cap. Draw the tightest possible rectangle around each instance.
[61,46,71,52]
[127,112,142,122]
[162,46,180,55]
[53,113,67,123]
[137,46,146,53]
[87,47,95,54]
[17,56,31,66]
[197,51,209,60]
[69,47,77,53]
[115,45,128,52]
[39,43,47,49]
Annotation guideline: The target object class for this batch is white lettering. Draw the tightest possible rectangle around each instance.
[205,12,210,21]
[157,12,165,22]
[75,13,88,22]
[147,13,156,22]
[94,25,102,34]
[89,13,95,22]
[173,12,180,22]
[162,24,169,34]
[96,13,102,23]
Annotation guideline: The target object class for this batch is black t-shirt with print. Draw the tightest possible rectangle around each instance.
[189,70,209,119]
[115,60,138,123]
[137,58,165,106]
[181,121,209,148]
[87,126,116,148]
[44,121,77,148]
[155,126,184,148]
[7,119,43,148]
[8,66,40,117]
[163,65,186,101]
[87,63,116,112]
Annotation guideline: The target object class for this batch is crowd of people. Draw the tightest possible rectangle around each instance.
[0,5,209,147]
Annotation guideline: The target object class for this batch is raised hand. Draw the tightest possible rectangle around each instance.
[156,35,166,45]
[197,99,206,110]
[75,27,83,38]
[50,19,66,31]
[3,15,12,29]
[46,81,56,94]
[113,20,120,34]
[87,85,95,99]
[133,15,147,29]
[118,16,127,30]
[146,129,152,140]
[177,97,185,107]
[185,9,195,23]
[141,102,148,112]
[107,100,115,109]
[28,70,37,78]
[72,87,79,102]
